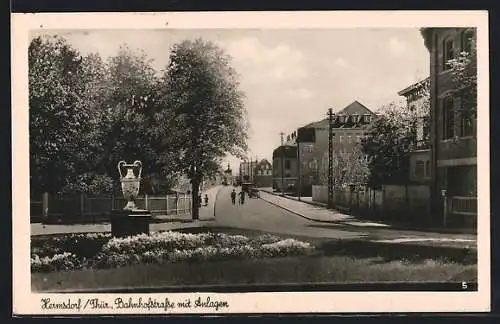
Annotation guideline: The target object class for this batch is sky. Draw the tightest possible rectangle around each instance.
[31,28,430,175]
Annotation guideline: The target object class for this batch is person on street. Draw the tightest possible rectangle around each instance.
[239,190,245,205]
[231,189,237,205]
[204,194,209,206]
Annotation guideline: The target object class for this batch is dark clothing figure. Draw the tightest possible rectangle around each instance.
[231,190,237,205]
[197,194,202,208]
[204,194,209,206]
[238,191,245,205]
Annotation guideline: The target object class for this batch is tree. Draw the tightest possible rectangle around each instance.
[447,32,477,122]
[361,95,428,188]
[319,143,370,189]
[97,45,183,193]
[162,38,249,219]
[29,35,95,196]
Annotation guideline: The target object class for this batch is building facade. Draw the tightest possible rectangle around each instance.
[283,101,376,195]
[253,159,273,188]
[421,27,477,222]
[398,78,432,184]
[272,145,298,192]
[239,160,258,184]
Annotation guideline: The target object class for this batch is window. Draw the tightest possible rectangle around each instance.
[462,30,474,54]
[442,97,455,139]
[442,38,454,71]
[285,160,291,170]
[460,115,474,137]
[425,161,431,177]
[339,136,344,143]
[415,160,425,177]
[356,136,361,143]
[348,136,352,144]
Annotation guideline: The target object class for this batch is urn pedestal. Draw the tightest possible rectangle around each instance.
[110,209,152,238]
[111,160,152,238]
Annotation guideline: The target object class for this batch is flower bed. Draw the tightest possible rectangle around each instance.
[31,231,314,273]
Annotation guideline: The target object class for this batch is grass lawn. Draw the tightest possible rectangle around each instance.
[32,253,476,292]
[31,226,477,292]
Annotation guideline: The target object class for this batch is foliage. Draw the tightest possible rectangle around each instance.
[162,38,249,218]
[29,35,96,195]
[30,231,314,272]
[447,38,477,121]
[319,144,370,188]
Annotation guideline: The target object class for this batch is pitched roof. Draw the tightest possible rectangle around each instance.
[301,101,375,129]
[338,101,374,116]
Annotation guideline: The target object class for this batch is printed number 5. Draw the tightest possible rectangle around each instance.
[462,282,468,289]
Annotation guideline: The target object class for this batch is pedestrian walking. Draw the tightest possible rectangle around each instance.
[231,189,236,205]
[239,190,245,205]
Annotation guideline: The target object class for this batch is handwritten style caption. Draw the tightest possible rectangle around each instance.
[40,296,230,312]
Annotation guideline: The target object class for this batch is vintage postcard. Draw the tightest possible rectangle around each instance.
[12,11,490,314]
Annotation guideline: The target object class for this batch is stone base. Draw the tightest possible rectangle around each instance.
[110,209,152,238]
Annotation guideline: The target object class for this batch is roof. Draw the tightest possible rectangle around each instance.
[300,101,375,130]
[338,101,374,116]
[272,145,297,159]
[397,77,430,97]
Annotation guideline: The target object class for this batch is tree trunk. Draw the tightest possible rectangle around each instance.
[191,177,200,220]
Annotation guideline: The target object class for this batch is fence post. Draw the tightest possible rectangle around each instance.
[166,194,169,215]
[80,193,85,218]
[441,190,448,227]
[111,194,114,210]
[145,194,149,210]
[42,192,49,219]
[176,194,179,215]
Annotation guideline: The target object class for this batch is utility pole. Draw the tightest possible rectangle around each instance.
[280,132,285,196]
[297,138,301,201]
[328,108,334,209]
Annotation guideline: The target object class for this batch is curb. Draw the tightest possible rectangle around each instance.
[260,189,328,208]
[259,195,336,224]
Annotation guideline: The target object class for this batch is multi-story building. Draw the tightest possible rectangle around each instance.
[398,77,432,184]
[420,27,477,222]
[283,101,376,195]
[272,145,298,192]
[253,159,273,188]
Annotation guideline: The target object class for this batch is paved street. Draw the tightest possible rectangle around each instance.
[211,186,366,240]
[31,185,476,247]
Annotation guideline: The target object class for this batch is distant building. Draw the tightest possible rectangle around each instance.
[272,145,298,192]
[421,27,477,222]
[239,160,258,184]
[253,159,273,188]
[222,163,234,185]
[398,77,432,184]
[282,101,376,195]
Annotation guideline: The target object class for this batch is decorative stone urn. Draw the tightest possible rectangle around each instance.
[118,160,142,210]
[110,160,151,238]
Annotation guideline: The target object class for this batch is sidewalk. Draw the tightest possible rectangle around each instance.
[258,188,477,237]
[31,186,222,237]
[259,188,390,228]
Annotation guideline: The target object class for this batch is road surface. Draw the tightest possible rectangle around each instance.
[211,186,367,240]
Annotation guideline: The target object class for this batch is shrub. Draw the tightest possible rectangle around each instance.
[31,231,315,272]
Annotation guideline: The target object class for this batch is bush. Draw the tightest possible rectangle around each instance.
[31,231,315,272]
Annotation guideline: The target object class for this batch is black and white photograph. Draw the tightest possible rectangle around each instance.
[12,11,490,314]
